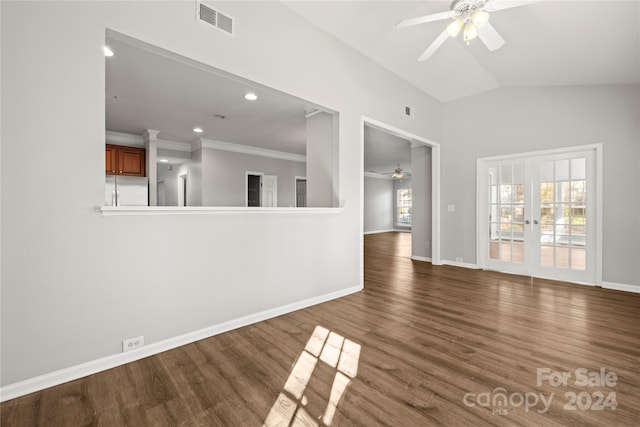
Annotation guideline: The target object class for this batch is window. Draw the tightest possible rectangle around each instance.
[397,189,412,226]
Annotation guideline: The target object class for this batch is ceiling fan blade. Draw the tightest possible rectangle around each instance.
[478,23,505,51]
[418,27,450,62]
[485,0,540,12]
[396,11,453,28]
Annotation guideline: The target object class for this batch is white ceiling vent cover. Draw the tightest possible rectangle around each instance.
[197,2,234,36]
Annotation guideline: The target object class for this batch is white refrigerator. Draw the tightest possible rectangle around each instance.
[105,175,149,206]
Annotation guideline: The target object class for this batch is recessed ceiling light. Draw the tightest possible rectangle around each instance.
[193,127,203,133]
[103,46,114,57]
[160,159,168,163]
[244,92,258,101]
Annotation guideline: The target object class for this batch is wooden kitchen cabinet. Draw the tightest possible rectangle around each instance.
[105,144,146,177]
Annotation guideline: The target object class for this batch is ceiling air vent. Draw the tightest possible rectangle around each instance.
[197,2,234,36]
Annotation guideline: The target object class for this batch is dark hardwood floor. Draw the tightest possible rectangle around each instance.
[2,232,639,426]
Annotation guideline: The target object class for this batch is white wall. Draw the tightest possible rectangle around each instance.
[363,177,393,233]
[156,148,192,207]
[0,1,442,386]
[200,148,305,207]
[184,148,203,206]
[442,85,640,287]
[157,163,180,206]
[154,148,306,207]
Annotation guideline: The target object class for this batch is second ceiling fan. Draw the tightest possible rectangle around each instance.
[397,0,536,61]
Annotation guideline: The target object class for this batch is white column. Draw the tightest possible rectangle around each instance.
[411,144,432,259]
[143,129,159,206]
[306,111,335,207]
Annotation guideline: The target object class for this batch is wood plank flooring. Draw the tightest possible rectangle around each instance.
[2,231,639,426]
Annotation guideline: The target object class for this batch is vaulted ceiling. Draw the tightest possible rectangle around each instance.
[107,2,639,174]
[282,0,640,102]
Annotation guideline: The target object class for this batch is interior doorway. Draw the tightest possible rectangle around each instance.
[361,116,441,288]
[246,172,278,207]
[247,173,262,207]
[295,176,307,207]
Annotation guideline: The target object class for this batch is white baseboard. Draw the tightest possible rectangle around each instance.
[363,229,395,235]
[601,281,640,294]
[0,285,362,403]
[442,259,481,269]
[411,256,432,262]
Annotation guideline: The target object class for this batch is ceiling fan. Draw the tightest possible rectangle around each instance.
[374,164,411,179]
[397,0,536,61]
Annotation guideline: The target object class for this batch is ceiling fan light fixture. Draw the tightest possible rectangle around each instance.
[472,11,489,28]
[392,172,404,179]
[463,21,478,42]
[447,19,463,37]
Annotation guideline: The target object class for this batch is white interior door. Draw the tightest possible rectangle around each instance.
[262,175,278,207]
[478,148,597,284]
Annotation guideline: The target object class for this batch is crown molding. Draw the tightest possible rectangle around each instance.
[364,172,393,180]
[193,138,306,163]
[106,132,305,162]
[105,131,144,147]
[156,139,192,152]
[105,131,193,152]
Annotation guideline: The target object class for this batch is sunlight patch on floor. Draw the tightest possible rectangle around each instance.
[263,326,361,427]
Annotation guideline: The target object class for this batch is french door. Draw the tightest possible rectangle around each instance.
[478,147,597,284]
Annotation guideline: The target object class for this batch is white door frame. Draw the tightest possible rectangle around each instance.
[178,173,188,207]
[360,116,442,277]
[476,143,603,285]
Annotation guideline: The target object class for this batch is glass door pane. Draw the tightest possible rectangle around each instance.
[486,161,529,275]
[532,151,594,283]
[537,158,586,270]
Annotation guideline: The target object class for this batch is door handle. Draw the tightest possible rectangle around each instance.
[525,220,530,224]
[533,220,539,224]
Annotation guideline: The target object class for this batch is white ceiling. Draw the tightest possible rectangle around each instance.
[364,126,412,175]
[105,34,412,173]
[282,0,640,102]
[106,37,312,155]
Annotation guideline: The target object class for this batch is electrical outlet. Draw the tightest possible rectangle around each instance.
[456,257,463,263]
[122,336,144,352]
